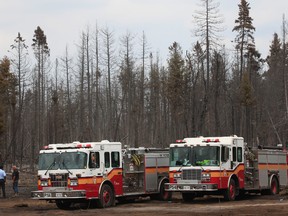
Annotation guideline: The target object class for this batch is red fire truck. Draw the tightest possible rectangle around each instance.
[31,140,171,209]
[165,135,288,201]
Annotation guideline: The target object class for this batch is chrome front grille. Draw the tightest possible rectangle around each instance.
[50,173,68,187]
[182,169,201,181]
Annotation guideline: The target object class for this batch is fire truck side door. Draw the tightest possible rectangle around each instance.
[219,145,231,187]
[220,146,231,170]
[231,140,243,170]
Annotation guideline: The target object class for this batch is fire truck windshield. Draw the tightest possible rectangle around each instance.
[169,147,191,167]
[192,146,220,166]
[38,152,88,170]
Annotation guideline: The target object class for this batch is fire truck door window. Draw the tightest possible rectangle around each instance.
[104,152,110,168]
[111,152,120,167]
[232,147,236,162]
[89,152,100,168]
[237,147,243,162]
[221,146,229,162]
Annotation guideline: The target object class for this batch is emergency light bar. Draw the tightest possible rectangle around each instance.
[76,144,92,148]
[175,140,186,143]
[202,138,220,143]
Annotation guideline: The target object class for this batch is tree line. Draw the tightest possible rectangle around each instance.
[0,0,288,170]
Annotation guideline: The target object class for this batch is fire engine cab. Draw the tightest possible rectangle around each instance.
[31,140,171,209]
[165,135,288,201]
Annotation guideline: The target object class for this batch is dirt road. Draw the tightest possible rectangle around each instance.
[1,172,288,216]
[1,192,288,216]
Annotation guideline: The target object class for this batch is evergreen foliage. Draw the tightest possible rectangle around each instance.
[1,1,288,167]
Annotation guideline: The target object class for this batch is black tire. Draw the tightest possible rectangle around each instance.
[97,184,115,208]
[269,176,279,195]
[224,179,236,201]
[150,180,172,201]
[182,192,196,202]
[55,200,72,210]
[159,180,172,201]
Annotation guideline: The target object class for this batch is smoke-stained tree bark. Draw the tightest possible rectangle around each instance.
[51,58,59,143]
[138,31,149,147]
[148,53,161,146]
[85,28,93,141]
[92,24,101,141]
[193,0,224,135]
[119,32,137,146]
[77,32,87,141]
[186,42,203,136]
[60,46,74,141]
[31,26,50,171]
[10,32,30,166]
[101,27,116,140]
[211,50,226,135]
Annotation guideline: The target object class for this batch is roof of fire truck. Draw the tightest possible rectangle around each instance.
[40,140,122,152]
[170,135,244,147]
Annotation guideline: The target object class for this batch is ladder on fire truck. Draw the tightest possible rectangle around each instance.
[244,151,259,189]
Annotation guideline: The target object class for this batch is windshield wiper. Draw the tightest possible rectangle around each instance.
[178,163,184,172]
[62,161,73,175]
[44,154,61,175]
[45,160,56,175]
[177,159,187,172]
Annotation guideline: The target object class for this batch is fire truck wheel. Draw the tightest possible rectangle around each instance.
[269,176,279,195]
[97,184,115,208]
[224,178,236,201]
[150,180,172,201]
[55,200,72,210]
[182,192,196,202]
[159,180,172,201]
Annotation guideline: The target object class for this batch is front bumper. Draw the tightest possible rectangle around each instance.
[165,182,218,192]
[31,187,86,200]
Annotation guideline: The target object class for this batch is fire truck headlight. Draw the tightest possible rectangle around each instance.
[70,179,78,186]
[40,180,48,187]
[201,173,211,181]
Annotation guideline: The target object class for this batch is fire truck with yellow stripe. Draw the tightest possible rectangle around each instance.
[31,140,171,209]
[165,135,288,201]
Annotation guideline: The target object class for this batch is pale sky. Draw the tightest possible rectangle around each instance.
[0,0,288,63]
